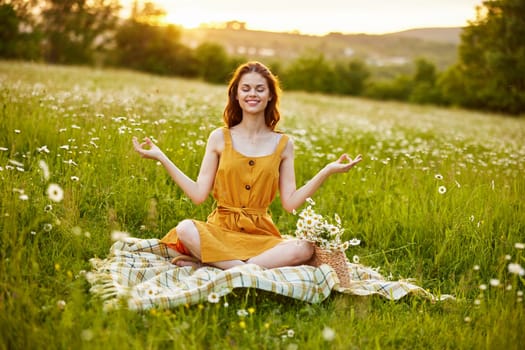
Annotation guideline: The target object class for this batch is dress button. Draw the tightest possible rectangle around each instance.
[248,160,255,166]
[245,185,251,190]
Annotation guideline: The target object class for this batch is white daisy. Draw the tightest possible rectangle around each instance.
[508,263,525,276]
[322,326,336,341]
[39,160,50,180]
[207,292,220,304]
[47,183,64,202]
[349,238,361,246]
[111,230,130,241]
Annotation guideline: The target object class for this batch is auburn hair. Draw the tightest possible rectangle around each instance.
[223,61,281,130]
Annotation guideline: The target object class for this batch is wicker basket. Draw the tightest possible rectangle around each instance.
[308,245,350,288]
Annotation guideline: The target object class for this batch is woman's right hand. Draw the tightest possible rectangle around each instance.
[132,136,164,160]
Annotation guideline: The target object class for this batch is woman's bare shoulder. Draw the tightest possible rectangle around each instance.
[207,127,226,152]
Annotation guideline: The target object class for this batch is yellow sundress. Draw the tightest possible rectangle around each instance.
[160,127,289,263]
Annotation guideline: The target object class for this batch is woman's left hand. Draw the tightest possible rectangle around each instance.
[326,154,362,174]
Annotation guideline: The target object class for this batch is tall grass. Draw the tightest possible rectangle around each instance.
[0,60,524,349]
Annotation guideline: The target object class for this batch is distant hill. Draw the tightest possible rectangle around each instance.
[181,26,462,71]
[385,27,463,45]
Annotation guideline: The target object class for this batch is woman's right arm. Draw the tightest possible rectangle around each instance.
[132,129,222,205]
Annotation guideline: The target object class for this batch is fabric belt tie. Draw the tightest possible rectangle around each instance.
[216,204,267,232]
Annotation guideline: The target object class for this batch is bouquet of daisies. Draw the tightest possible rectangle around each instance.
[294,198,360,251]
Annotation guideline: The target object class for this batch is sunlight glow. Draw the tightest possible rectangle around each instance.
[161,12,203,29]
[123,0,481,35]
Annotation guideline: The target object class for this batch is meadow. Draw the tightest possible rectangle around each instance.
[0,60,524,349]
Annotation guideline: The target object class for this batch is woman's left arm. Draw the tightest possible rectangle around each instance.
[279,138,362,212]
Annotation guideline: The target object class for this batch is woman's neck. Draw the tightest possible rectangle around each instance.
[235,114,270,136]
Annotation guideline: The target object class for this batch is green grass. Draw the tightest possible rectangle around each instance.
[1,60,524,349]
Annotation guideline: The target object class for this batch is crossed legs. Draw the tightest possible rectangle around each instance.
[171,219,314,269]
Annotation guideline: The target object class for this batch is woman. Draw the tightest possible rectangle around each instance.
[132,61,362,270]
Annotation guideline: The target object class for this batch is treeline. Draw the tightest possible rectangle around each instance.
[1,0,524,115]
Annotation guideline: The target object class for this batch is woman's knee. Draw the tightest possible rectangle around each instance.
[290,240,314,264]
[176,219,199,244]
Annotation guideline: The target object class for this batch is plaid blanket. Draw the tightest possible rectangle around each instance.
[86,237,453,311]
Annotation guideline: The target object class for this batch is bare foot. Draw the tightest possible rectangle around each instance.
[174,259,202,268]
[171,255,202,269]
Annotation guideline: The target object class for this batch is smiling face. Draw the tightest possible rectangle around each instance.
[223,61,281,130]
[236,72,272,117]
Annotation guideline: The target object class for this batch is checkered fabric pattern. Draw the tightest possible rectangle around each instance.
[86,237,453,311]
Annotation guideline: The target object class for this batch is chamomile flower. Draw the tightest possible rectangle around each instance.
[56,300,66,310]
[37,145,50,154]
[489,279,500,287]
[438,185,447,194]
[81,329,94,342]
[72,226,82,236]
[349,238,361,246]
[8,159,24,168]
[207,292,220,304]
[295,202,356,251]
[111,230,130,241]
[237,309,248,317]
[508,263,525,276]
[322,326,336,341]
[46,183,64,202]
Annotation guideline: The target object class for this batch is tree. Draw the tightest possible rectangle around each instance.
[332,59,370,95]
[130,0,165,25]
[364,75,413,101]
[194,42,231,84]
[283,53,336,93]
[0,0,42,59]
[114,20,198,77]
[442,0,525,114]
[409,58,444,104]
[41,0,120,64]
[112,1,198,77]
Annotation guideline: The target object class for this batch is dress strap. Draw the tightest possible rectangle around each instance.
[222,127,232,147]
[275,134,289,156]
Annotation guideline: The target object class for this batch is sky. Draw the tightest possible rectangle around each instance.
[123,0,482,35]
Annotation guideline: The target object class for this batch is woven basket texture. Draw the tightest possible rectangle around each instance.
[308,245,350,288]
